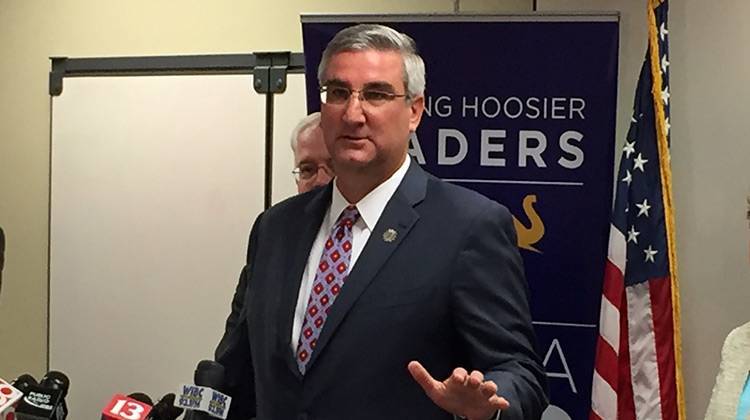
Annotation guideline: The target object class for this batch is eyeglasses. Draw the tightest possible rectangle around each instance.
[319,86,408,107]
[292,163,333,182]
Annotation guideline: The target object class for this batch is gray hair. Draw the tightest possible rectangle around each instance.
[290,112,321,153]
[317,24,426,99]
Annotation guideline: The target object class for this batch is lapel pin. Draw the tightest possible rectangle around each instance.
[382,228,398,243]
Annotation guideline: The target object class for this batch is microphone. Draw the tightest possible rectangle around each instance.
[11,374,39,393]
[14,370,69,420]
[41,371,68,420]
[0,377,24,418]
[177,360,232,420]
[1,374,38,420]
[101,393,153,420]
[127,393,154,406]
[147,393,184,420]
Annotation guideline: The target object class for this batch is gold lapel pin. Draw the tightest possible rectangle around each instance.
[382,228,398,243]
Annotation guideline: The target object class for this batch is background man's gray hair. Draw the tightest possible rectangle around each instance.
[317,24,426,99]
[290,112,321,153]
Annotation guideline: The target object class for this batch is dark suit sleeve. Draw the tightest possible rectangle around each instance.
[218,214,260,338]
[450,202,548,420]
[216,264,250,349]
[215,216,262,419]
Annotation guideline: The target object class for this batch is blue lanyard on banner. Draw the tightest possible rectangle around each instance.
[737,371,750,420]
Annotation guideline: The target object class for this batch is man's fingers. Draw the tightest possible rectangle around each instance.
[488,395,511,410]
[467,370,484,388]
[408,361,439,394]
[479,380,498,398]
[449,367,468,385]
[410,363,511,418]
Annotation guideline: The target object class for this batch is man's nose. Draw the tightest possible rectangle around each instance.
[342,94,366,124]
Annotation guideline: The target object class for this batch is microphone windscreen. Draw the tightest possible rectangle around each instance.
[101,393,153,420]
[158,393,175,405]
[127,392,154,406]
[149,393,184,420]
[194,360,225,391]
[41,370,70,397]
[11,374,38,392]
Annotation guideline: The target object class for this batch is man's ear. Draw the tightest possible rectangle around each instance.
[408,96,425,132]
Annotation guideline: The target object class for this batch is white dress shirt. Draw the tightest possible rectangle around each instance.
[290,156,411,349]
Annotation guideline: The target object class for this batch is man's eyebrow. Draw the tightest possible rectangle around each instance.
[322,79,398,92]
[323,78,350,87]
[362,81,397,92]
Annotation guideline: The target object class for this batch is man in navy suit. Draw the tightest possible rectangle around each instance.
[216,24,547,420]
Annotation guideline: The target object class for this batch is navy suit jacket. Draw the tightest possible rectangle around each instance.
[216,162,548,420]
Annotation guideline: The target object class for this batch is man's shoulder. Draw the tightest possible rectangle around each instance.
[253,185,328,231]
[268,185,327,214]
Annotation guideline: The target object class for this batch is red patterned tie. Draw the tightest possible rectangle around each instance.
[296,205,359,374]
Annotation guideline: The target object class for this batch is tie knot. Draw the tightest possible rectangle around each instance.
[337,205,359,229]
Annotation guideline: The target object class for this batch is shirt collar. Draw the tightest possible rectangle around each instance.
[329,156,411,230]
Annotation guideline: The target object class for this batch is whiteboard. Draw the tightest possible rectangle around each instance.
[50,73,306,417]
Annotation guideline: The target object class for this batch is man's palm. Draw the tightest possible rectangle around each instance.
[408,361,509,420]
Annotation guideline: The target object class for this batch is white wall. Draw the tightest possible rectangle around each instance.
[669,1,750,416]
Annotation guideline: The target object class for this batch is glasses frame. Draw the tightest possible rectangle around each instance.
[319,85,408,107]
[292,163,333,183]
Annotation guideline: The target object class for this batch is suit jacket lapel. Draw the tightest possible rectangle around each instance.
[306,161,428,371]
[277,185,332,378]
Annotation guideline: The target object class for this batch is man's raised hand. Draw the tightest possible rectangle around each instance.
[408,361,509,420]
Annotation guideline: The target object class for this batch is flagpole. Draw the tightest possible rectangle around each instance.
[646,1,686,419]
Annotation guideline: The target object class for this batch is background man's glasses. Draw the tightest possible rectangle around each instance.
[319,86,407,107]
[292,164,333,182]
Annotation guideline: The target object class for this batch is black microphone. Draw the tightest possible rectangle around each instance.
[41,371,68,420]
[14,370,69,420]
[177,361,231,420]
[127,393,154,406]
[147,393,184,420]
[11,374,38,393]
[101,392,153,420]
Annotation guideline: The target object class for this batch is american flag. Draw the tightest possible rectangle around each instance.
[590,1,686,420]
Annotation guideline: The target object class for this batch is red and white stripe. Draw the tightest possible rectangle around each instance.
[591,225,627,420]
[591,225,678,420]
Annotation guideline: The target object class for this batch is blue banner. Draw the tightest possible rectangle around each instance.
[302,15,619,419]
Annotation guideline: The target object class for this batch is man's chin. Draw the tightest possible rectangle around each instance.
[333,150,375,168]
[336,159,372,171]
